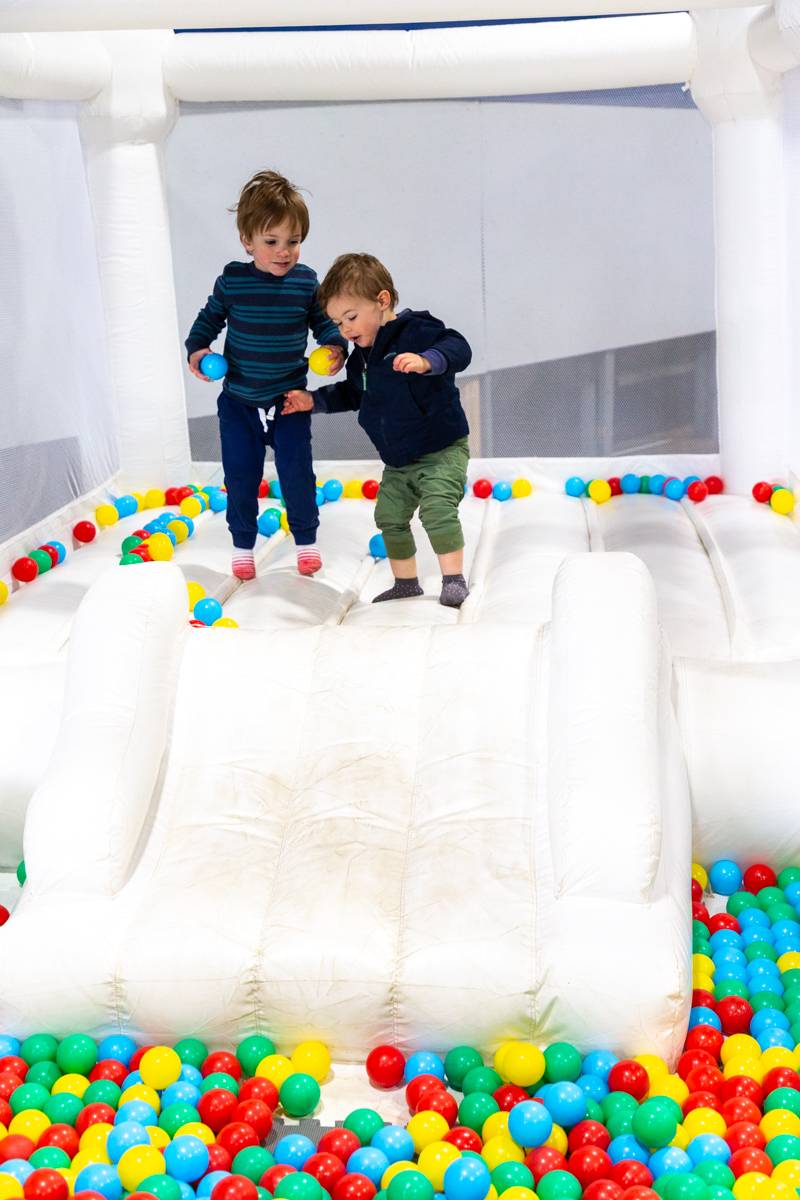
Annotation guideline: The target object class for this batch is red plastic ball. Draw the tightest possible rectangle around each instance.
[38,1125,79,1158]
[304,1154,347,1191]
[728,1148,772,1178]
[721,1098,762,1126]
[684,1067,723,1096]
[202,1051,242,1081]
[691,990,716,1011]
[752,482,773,503]
[88,1060,128,1086]
[724,1122,766,1153]
[682,1090,722,1116]
[75,1105,116,1137]
[678,1049,716,1081]
[72,520,97,544]
[164,488,180,506]
[568,1122,612,1153]
[129,545,152,562]
[232,1100,272,1140]
[260,1166,296,1193]
[215,1121,258,1157]
[692,902,710,926]
[583,1183,623,1200]
[332,1175,376,1200]
[0,1100,10,1128]
[210,1176,259,1200]
[11,557,38,583]
[687,481,709,503]
[361,480,380,500]
[691,879,703,903]
[607,1061,649,1101]
[0,907,8,928]
[443,1127,483,1152]
[24,1169,69,1200]
[204,1144,232,1175]
[525,1148,568,1183]
[128,1045,154,1073]
[174,487,194,503]
[0,1134,35,1161]
[704,475,724,494]
[38,545,59,567]
[365,1045,405,1090]
[494,1085,531,1112]
[472,479,493,499]
[416,1087,458,1125]
[258,481,269,498]
[762,1067,800,1095]
[0,1059,24,1080]
[719,1077,764,1107]
[317,1130,361,1161]
[609,1163,653,1190]
[567,1146,612,1187]
[684,1026,724,1058]
[709,914,741,935]
[621,1189,659,1200]
[0,1073,23,1101]
[405,1073,445,1112]
[197,1089,239,1133]
[743,864,777,892]
[237,1078,279,1110]
[608,478,622,497]
[717,996,754,1036]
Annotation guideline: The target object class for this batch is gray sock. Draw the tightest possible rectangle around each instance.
[372,577,424,603]
[440,573,469,608]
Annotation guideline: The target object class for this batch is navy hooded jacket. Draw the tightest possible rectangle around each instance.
[312,308,472,468]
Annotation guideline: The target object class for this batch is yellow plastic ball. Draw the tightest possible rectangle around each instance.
[587,479,612,504]
[131,493,145,511]
[493,1041,517,1078]
[255,1054,294,1089]
[291,1041,331,1083]
[407,1111,450,1153]
[118,1144,166,1192]
[772,1161,800,1189]
[511,479,533,499]
[9,1110,50,1141]
[144,489,166,509]
[71,1151,104,1175]
[79,1123,113,1155]
[280,510,290,534]
[213,618,239,629]
[147,1125,171,1150]
[770,488,795,515]
[52,1074,90,1098]
[180,496,202,518]
[416,1142,460,1190]
[650,1075,689,1105]
[0,1125,5,1141]
[777,952,800,973]
[544,1124,568,1155]
[120,1083,161,1113]
[167,519,189,544]
[481,1135,524,1170]
[187,581,206,610]
[760,1047,798,1074]
[723,1056,764,1083]
[381,1163,418,1189]
[732,1173,773,1200]
[692,863,709,889]
[140,1045,182,1090]
[0,1174,23,1200]
[501,1043,545,1088]
[670,1125,691,1150]
[482,1112,510,1142]
[692,953,715,976]
[174,1123,215,1144]
[309,347,337,376]
[0,581,8,606]
[145,533,174,562]
[761,1109,800,1140]
[722,1035,761,1065]
[693,974,715,994]
[683,1108,726,1138]
[54,1168,75,1195]
[95,504,119,527]
[635,1055,669,1086]
[343,480,363,499]
[501,1189,536,1200]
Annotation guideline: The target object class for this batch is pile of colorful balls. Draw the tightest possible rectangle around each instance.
[565,476,724,504]
[751,485,795,516]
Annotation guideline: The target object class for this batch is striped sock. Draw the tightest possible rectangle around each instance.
[232,548,256,580]
[297,546,322,576]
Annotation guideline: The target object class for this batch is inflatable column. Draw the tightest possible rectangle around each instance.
[79,32,192,489]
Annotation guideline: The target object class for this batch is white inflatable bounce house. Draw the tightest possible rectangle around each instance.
[1,0,800,1108]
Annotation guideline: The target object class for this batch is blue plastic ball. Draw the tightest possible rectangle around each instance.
[164,1135,211,1184]
[492,481,512,501]
[107,1120,150,1163]
[664,478,686,501]
[162,1081,202,1107]
[197,1173,230,1199]
[114,494,138,518]
[347,1148,389,1186]
[258,510,281,537]
[608,1137,649,1166]
[576,1073,609,1101]
[648,1147,692,1178]
[180,1064,203,1086]
[1,1162,33,1184]
[581,1051,618,1081]
[115,1100,158,1126]
[316,486,326,507]
[683,476,701,487]
[200,353,227,380]
[507,1099,553,1148]
[369,533,387,560]
[621,473,640,494]
[176,1184,195,1200]
[565,476,586,498]
[688,1006,722,1031]
[756,1027,794,1050]
[708,860,743,896]
[543,1081,587,1127]
[443,1156,492,1200]
[74,1164,123,1200]
[649,474,667,496]
[323,479,343,502]
[371,1125,415,1164]
[405,1051,445,1082]
[48,540,67,564]
[98,1034,137,1065]
[193,598,223,626]
[0,1036,20,1058]
[208,491,227,512]
[274,1134,316,1169]
[687,1134,730,1166]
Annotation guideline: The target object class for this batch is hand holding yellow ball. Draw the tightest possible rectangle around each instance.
[309,347,337,376]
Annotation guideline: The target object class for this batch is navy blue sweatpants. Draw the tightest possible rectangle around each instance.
[217,392,319,549]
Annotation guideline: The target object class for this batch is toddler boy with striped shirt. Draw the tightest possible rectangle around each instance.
[185,170,347,579]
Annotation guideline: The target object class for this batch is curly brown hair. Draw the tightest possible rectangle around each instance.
[318,253,399,311]
[232,170,309,242]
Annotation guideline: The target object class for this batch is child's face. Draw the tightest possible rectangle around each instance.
[241,217,302,275]
[326,291,393,348]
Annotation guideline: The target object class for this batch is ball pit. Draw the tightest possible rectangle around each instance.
[565,475,721,504]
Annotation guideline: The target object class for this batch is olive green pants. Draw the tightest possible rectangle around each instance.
[375,438,469,559]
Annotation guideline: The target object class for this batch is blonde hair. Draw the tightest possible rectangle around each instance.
[318,253,399,310]
[233,170,309,242]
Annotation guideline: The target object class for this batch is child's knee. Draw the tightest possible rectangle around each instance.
[418,496,464,555]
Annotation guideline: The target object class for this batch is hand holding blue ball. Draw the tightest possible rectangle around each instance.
[199,353,227,381]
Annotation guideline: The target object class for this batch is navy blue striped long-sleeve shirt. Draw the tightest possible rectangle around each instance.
[185,260,347,407]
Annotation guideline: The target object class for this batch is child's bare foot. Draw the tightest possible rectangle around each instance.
[232,549,256,580]
[297,548,322,576]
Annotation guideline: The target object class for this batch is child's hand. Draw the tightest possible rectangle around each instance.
[282,389,314,414]
[188,348,213,380]
[393,353,431,374]
[321,345,345,374]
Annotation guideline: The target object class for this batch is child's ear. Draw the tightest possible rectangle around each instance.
[240,233,253,256]
[377,289,392,310]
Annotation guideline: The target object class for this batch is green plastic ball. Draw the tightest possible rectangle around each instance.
[386,1171,434,1200]
[29,1148,70,1170]
[492,1162,535,1194]
[83,1079,122,1108]
[20,1034,59,1066]
[694,1163,734,1189]
[765,1133,800,1165]
[43,1093,83,1125]
[159,1102,201,1136]
[279,1073,321,1118]
[25,1062,61,1090]
[458,1092,500,1133]
[632,1098,678,1148]
[274,1175,324,1200]
[232,1148,276,1183]
[140,1176,182,1200]
[200,1071,239,1095]
[173,1037,208,1069]
[343,1107,384,1145]
[444,1046,484,1090]
[778,867,800,889]
[10,1082,50,1114]
[536,1170,582,1200]
[727,891,760,916]
[764,1087,800,1116]
[56,1033,97,1076]
[236,1035,276,1077]
[462,1066,502,1096]
[543,1043,582,1083]
[16,860,26,886]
